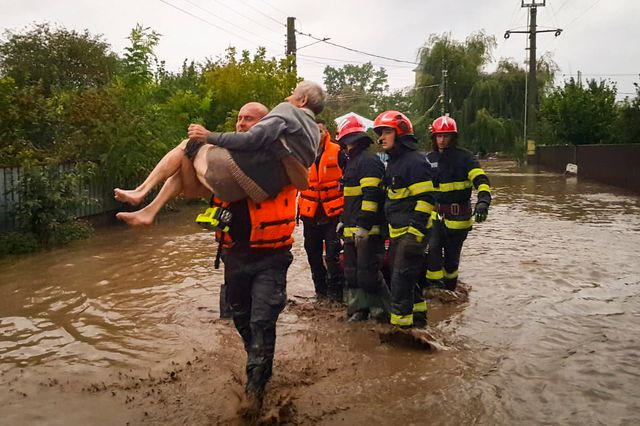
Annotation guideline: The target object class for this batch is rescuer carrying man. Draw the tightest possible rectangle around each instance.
[336,115,391,322]
[375,111,434,328]
[298,119,345,302]
[425,115,491,291]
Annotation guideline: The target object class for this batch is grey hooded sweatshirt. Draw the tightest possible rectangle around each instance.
[205,102,320,199]
[206,102,320,167]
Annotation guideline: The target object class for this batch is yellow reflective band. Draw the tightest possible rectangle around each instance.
[415,200,434,214]
[444,270,459,279]
[413,301,427,313]
[361,200,378,212]
[427,269,444,280]
[477,183,491,193]
[468,168,486,182]
[388,225,407,238]
[444,218,473,229]
[409,181,434,195]
[407,226,425,240]
[344,225,380,237]
[343,186,362,197]
[360,177,381,188]
[390,313,413,326]
[343,226,357,237]
[438,180,473,192]
[387,187,410,199]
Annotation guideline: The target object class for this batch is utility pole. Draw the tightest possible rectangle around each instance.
[504,0,562,143]
[440,65,449,116]
[286,17,296,75]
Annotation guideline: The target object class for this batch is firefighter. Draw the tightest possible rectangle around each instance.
[375,111,434,328]
[298,119,345,302]
[209,185,297,412]
[425,115,491,291]
[336,115,390,322]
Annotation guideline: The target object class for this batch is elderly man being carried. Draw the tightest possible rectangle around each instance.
[114,81,325,226]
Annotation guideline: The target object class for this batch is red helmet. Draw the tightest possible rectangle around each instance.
[336,115,367,141]
[373,110,413,137]
[431,115,458,135]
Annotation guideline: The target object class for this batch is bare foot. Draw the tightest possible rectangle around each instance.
[116,211,154,226]
[114,188,146,206]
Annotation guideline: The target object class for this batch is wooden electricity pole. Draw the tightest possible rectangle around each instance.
[286,17,297,74]
[505,0,562,142]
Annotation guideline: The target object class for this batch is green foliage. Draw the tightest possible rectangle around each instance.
[322,62,389,117]
[12,161,95,249]
[616,81,640,144]
[120,24,161,89]
[201,47,298,130]
[412,33,557,154]
[0,231,40,256]
[0,23,118,95]
[539,78,617,145]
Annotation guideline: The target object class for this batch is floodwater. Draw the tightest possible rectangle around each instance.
[1,160,639,425]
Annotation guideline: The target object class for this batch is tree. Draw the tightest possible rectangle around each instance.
[616,80,640,144]
[0,23,118,95]
[539,78,617,145]
[201,47,298,131]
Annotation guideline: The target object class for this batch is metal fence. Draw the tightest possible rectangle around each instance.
[0,164,119,233]
[534,144,640,193]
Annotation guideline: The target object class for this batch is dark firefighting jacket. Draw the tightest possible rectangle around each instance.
[341,139,386,238]
[383,136,435,241]
[426,146,491,231]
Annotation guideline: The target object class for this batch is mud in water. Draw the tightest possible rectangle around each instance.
[1,160,640,425]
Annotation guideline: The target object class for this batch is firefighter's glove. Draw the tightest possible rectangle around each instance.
[195,206,233,232]
[474,201,489,223]
[354,226,370,245]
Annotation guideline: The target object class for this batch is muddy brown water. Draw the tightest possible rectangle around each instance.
[1,160,639,425]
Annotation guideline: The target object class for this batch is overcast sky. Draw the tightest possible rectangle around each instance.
[2,0,638,99]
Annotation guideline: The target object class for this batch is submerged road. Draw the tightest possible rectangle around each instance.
[1,160,639,425]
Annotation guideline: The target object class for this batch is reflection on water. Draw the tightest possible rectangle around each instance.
[1,160,639,424]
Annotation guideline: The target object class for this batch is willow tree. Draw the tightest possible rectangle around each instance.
[413,32,496,143]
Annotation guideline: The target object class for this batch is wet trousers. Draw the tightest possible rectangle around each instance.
[425,219,469,290]
[223,249,293,394]
[343,235,390,320]
[302,217,344,299]
[388,234,427,327]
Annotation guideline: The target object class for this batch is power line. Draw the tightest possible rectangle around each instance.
[157,0,268,47]
[208,0,286,37]
[253,0,289,18]
[297,53,415,69]
[250,5,286,27]
[182,0,282,48]
[295,30,419,65]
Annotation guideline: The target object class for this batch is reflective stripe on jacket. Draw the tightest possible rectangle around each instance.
[341,146,386,233]
[212,185,297,250]
[383,140,435,241]
[299,134,344,218]
[426,146,491,231]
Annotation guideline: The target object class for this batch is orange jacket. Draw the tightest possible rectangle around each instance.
[213,185,297,250]
[298,134,344,219]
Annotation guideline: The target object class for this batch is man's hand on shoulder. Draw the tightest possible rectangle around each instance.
[188,124,211,142]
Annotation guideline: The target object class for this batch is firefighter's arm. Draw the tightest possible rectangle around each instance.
[408,167,435,239]
[356,156,385,231]
[467,156,492,206]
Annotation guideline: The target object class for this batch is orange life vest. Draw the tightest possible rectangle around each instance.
[212,185,297,250]
[298,134,344,219]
